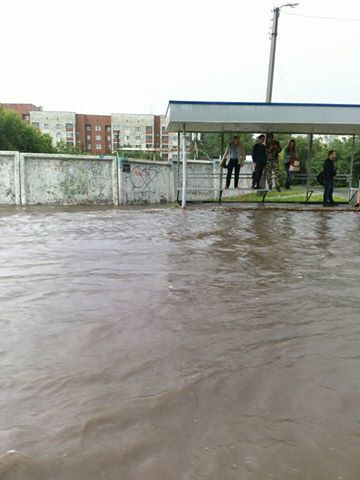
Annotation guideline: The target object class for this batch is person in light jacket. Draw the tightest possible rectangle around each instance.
[221,136,245,189]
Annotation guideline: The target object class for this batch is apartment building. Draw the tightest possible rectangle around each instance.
[111,113,179,160]
[160,115,179,161]
[1,103,41,122]
[3,102,179,158]
[111,113,157,152]
[29,111,76,148]
[76,114,111,155]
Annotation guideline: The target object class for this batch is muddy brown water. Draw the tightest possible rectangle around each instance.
[1,205,360,480]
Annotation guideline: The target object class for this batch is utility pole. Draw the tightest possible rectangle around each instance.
[265,3,299,103]
[266,8,280,103]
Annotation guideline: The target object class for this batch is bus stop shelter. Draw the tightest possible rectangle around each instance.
[165,101,360,207]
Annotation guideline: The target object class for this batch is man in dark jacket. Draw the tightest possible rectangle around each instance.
[323,150,338,207]
[251,134,267,189]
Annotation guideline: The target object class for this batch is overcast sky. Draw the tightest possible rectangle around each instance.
[2,0,360,115]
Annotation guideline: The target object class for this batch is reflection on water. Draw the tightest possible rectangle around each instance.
[1,205,360,479]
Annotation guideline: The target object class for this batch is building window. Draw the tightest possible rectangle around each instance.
[43,124,49,130]
[86,125,91,131]
[87,144,92,149]
[162,126,166,132]
[113,125,120,130]
[22,114,30,122]
[95,135,101,141]
[31,122,39,128]
[86,135,91,140]
[67,141,73,146]
[107,135,111,141]
[106,126,111,132]
[135,127,141,132]
[146,135,152,143]
[96,144,102,150]
[125,135,130,142]
[66,123,73,129]
[95,126,101,131]
[67,132,74,138]
[135,144,141,148]
[162,135,168,142]
[146,144,152,149]
[146,126,152,133]
[56,123,62,129]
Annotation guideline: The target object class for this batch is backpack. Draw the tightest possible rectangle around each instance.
[317,171,325,186]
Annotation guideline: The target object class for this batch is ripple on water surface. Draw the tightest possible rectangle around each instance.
[1,206,360,479]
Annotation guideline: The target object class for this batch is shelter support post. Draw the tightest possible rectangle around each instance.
[181,125,187,209]
[219,132,225,202]
[177,132,181,203]
[307,134,313,193]
[349,134,355,200]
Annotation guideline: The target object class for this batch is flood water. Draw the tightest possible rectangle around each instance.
[1,205,360,480]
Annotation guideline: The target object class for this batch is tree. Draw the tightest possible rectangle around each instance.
[115,148,162,161]
[0,107,55,153]
[55,139,85,155]
[196,131,360,186]
[198,132,255,159]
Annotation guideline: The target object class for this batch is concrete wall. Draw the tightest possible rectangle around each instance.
[118,159,175,205]
[174,160,217,202]
[0,152,20,205]
[0,150,233,206]
[174,159,254,202]
[20,153,117,205]
[220,160,254,200]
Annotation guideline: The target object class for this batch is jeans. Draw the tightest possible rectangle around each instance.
[285,163,292,189]
[323,178,334,204]
[226,159,240,188]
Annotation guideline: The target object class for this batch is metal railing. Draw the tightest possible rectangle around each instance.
[176,164,355,204]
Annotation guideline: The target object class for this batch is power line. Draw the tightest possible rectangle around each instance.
[282,11,360,22]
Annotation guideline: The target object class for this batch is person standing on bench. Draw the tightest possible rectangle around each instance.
[323,150,338,207]
[284,139,297,190]
[354,190,360,208]
[265,133,282,192]
[222,136,245,189]
[251,134,267,189]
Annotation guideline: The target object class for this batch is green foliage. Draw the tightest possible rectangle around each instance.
[55,139,85,155]
[0,107,55,153]
[222,188,345,204]
[199,132,360,186]
[198,132,255,158]
[115,149,162,161]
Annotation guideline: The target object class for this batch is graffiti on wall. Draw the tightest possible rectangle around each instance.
[130,165,165,193]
